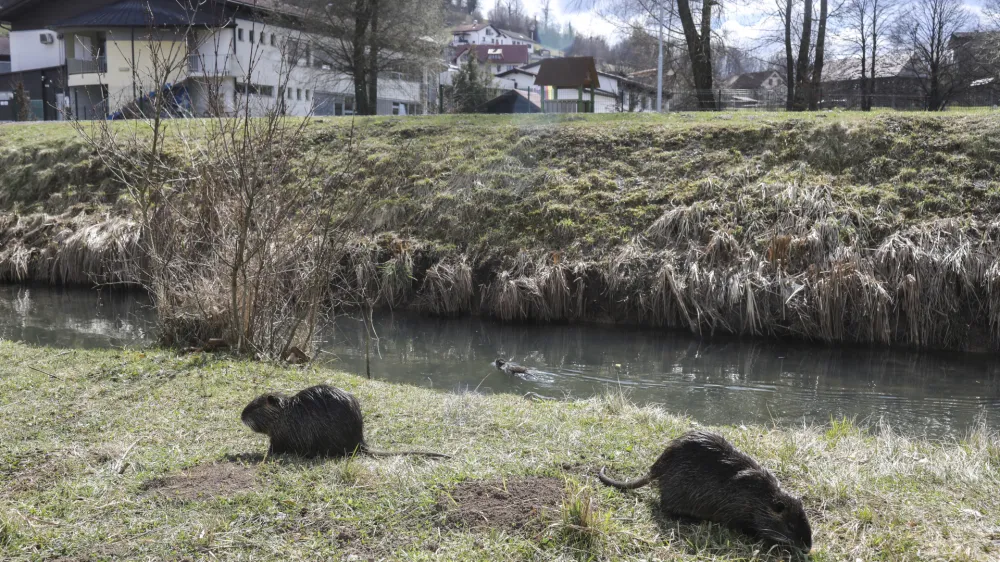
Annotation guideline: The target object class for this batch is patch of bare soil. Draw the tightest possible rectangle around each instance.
[436,476,564,534]
[1,452,75,497]
[142,463,256,501]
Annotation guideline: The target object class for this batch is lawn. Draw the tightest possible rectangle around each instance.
[1,340,997,560]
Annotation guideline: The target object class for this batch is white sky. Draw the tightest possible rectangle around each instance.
[481,0,991,50]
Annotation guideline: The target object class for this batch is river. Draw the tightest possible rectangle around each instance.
[2,285,997,438]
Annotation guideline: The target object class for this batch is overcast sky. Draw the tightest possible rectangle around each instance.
[480,0,992,49]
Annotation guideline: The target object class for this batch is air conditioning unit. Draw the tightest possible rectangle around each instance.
[39,33,54,44]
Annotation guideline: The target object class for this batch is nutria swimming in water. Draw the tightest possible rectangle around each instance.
[492,358,530,375]
[241,384,449,459]
[598,430,812,552]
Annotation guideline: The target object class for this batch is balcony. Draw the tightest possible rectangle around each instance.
[188,54,235,77]
[67,56,107,75]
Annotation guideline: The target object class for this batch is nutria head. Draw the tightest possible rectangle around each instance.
[241,392,288,435]
[492,359,506,370]
[750,488,812,552]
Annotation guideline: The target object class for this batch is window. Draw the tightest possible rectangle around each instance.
[249,30,254,43]
[496,64,501,72]
[260,31,266,44]
[296,88,302,100]
[237,28,244,41]
[344,96,354,115]
[305,90,311,101]
[270,34,276,47]
[287,88,293,99]
[236,82,273,97]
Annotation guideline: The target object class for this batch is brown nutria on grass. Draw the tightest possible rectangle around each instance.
[241,384,449,459]
[492,358,530,375]
[598,430,812,552]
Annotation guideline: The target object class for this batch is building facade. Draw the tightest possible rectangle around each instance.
[0,0,424,120]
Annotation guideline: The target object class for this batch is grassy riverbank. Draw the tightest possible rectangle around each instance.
[1,340,998,560]
[3,112,1000,350]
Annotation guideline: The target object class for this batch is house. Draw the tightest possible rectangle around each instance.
[722,70,785,92]
[450,22,535,47]
[492,58,656,113]
[820,52,925,108]
[497,28,533,47]
[450,22,503,46]
[0,0,424,120]
[0,35,10,74]
[452,44,529,76]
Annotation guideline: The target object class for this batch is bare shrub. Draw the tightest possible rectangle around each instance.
[71,6,385,359]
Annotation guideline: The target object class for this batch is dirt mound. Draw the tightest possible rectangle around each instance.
[142,463,256,501]
[436,476,564,533]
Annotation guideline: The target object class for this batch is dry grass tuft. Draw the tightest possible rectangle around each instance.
[417,258,473,316]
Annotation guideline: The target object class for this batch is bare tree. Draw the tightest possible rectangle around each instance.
[71,3,392,359]
[676,0,717,108]
[581,0,718,108]
[298,0,443,116]
[894,0,972,110]
[843,0,896,110]
[987,0,1000,28]
[792,0,813,109]
[779,0,796,108]
[808,0,828,109]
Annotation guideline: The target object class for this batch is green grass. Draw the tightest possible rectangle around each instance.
[1,340,997,560]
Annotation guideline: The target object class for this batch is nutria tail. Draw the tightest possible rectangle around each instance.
[598,466,653,489]
[362,447,451,459]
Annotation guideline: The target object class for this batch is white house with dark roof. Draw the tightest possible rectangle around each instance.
[492,59,656,113]
[450,22,535,48]
[0,0,424,119]
[452,44,530,76]
[450,22,504,46]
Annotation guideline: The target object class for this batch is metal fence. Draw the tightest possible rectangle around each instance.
[664,88,999,112]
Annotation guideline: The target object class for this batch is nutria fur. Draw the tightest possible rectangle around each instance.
[241,384,448,459]
[598,430,812,552]
[492,358,530,375]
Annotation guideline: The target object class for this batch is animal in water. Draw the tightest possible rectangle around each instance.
[241,384,449,459]
[492,358,530,376]
[598,430,812,552]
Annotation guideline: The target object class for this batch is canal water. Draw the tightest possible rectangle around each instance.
[2,286,998,438]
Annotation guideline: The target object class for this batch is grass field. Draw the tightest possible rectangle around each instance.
[1,340,998,561]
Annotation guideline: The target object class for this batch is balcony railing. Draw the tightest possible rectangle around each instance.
[67,56,107,75]
[188,54,234,76]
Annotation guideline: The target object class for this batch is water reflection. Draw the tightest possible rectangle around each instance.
[0,286,156,349]
[1,286,997,438]
[322,312,1000,438]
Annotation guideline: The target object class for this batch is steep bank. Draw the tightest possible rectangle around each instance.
[1,340,998,560]
[2,113,1000,350]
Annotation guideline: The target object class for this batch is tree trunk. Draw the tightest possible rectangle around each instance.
[860,49,869,111]
[793,0,813,110]
[784,0,795,110]
[366,0,380,115]
[868,0,879,111]
[677,0,715,109]
[353,0,371,115]
[808,0,828,110]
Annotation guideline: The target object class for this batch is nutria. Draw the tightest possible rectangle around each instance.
[241,384,449,459]
[598,430,812,552]
[492,358,530,375]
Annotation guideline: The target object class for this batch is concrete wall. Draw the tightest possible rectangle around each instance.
[10,29,64,71]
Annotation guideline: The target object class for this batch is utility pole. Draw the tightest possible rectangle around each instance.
[656,0,664,112]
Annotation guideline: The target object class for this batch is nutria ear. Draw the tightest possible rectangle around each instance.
[266,395,280,406]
